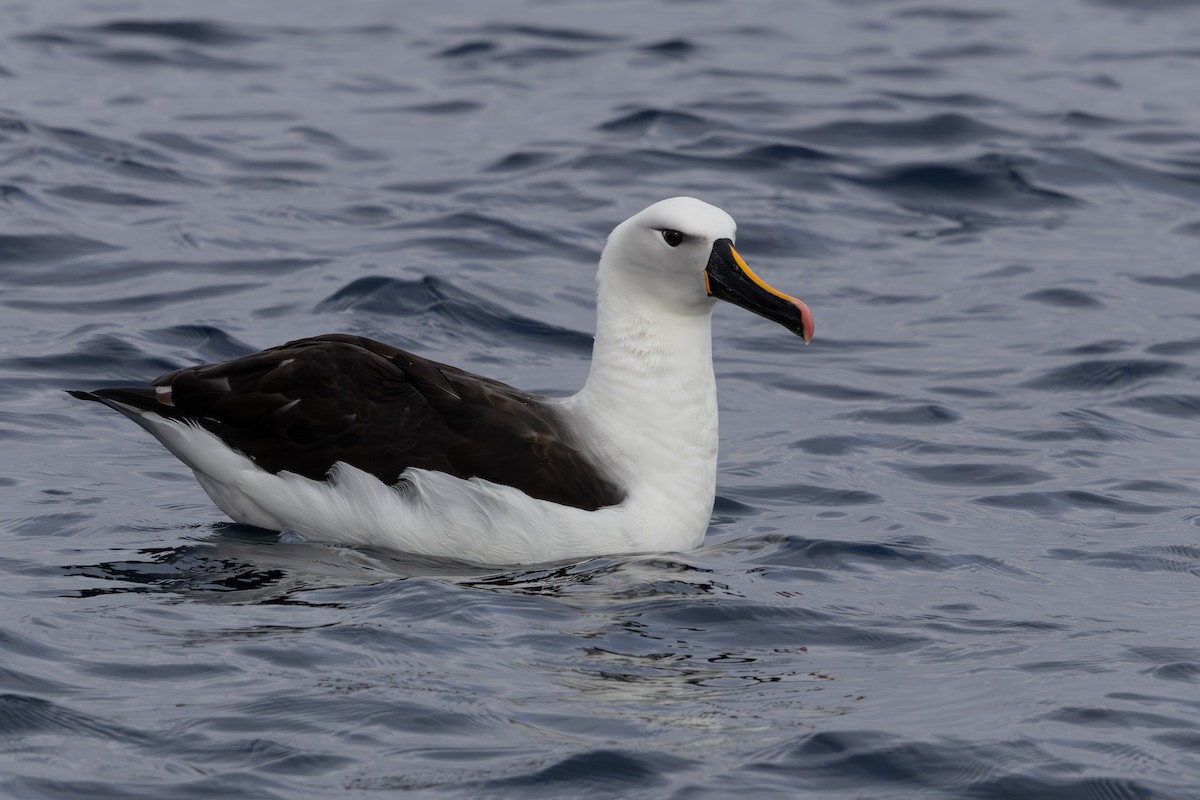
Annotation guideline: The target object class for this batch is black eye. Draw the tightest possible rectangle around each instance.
[662,229,684,247]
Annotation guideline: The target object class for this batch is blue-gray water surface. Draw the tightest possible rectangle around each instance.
[1,0,1199,797]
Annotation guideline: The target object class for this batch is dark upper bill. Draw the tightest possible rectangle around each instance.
[704,238,814,343]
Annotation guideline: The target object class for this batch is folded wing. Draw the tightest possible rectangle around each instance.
[76,334,624,512]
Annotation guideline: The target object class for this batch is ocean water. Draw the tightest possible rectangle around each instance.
[1,0,1199,797]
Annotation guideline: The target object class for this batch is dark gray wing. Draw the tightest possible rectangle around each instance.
[72,333,624,511]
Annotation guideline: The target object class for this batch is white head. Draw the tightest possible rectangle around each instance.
[599,197,737,315]
[597,197,814,341]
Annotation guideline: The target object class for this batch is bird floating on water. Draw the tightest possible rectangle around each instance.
[72,197,814,565]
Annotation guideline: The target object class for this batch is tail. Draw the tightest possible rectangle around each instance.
[67,388,189,422]
[68,388,229,478]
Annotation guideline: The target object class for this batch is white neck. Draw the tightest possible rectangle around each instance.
[566,271,719,546]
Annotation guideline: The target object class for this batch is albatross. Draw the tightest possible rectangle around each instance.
[71,197,814,564]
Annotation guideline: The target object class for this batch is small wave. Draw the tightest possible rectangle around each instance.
[639,38,698,58]
[1025,359,1181,391]
[1127,394,1200,418]
[6,283,263,315]
[3,333,177,384]
[891,462,1052,486]
[1135,272,1200,293]
[847,404,961,425]
[0,694,142,740]
[90,19,262,45]
[792,112,1010,147]
[1022,287,1105,307]
[44,184,174,207]
[598,108,722,138]
[317,275,593,352]
[978,491,1174,516]
[847,156,1078,211]
[0,233,120,268]
[483,749,686,792]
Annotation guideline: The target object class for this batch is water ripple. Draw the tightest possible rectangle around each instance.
[3,1,1200,797]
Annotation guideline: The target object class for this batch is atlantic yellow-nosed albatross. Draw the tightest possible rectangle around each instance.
[71,197,814,565]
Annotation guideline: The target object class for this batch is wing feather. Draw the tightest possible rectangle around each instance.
[110,334,627,511]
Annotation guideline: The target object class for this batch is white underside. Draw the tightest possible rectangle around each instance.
[134,413,710,565]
